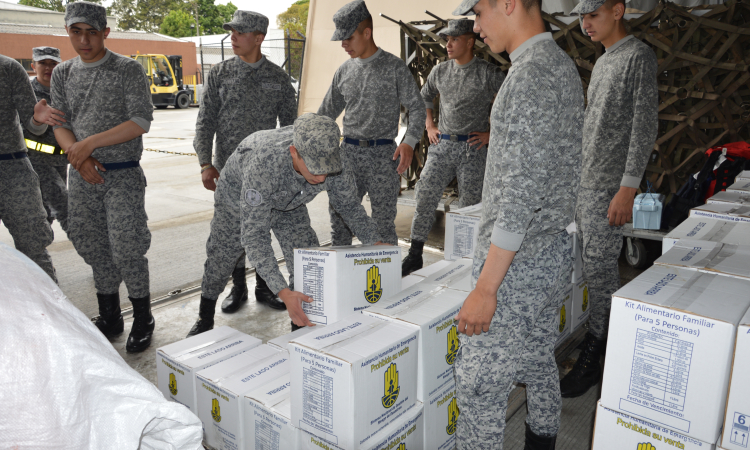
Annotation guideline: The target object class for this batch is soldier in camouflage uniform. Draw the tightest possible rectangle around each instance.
[52,1,155,353]
[318,0,426,246]
[0,55,64,282]
[194,10,298,315]
[187,113,383,336]
[23,47,70,237]
[401,19,504,275]
[451,0,584,448]
[560,0,658,398]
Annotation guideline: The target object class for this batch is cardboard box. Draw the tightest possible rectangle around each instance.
[294,245,402,325]
[707,191,750,206]
[601,265,750,443]
[571,231,584,283]
[690,203,750,224]
[418,258,473,288]
[728,180,750,194]
[195,344,283,450]
[155,326,263,413]
[297,402,424,450]
[364,284,464,401]
[243,374,297,450]
[268,326,324,351]
[411,259,453,278]
[592,401,716,450]
[722,308,750,450]
[444,203,482,261]
[737,170,750,182]
[655,240,750,282]
[571,279,590,331]
[401,274,423,291]
[555,284,573,348]
[662,217,750,253]
[424,380,459,450]
[289,314,419,449]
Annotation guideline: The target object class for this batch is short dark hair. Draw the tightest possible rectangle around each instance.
[491,0,543,14]
[603,0,626,9]
[356,15,374,34]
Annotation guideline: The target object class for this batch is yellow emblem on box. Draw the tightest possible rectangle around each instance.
[446,325,459,365]
[637,443,656,450]
[365,265,383,304]
[211,398,221,423]
[446,397,459,435]
[559,304,567,333]
[397,444,406,450]
[381,362,400,408]
[168,373,178,395]
[582,285,589,312]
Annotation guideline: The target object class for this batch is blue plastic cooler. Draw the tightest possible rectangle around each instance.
[632,193,664,230]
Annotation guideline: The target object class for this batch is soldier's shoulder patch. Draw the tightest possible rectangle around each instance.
[245,189,263,206]
[262,82,281,90]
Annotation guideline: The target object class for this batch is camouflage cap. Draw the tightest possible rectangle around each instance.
[331,0,371,41]
[439,19,475,38]
[570,0,607,15]
[223,10,269,34]
[65,1,107,31]
[32,47,62,63]
[293,113,342,176]
[453,0,480,16]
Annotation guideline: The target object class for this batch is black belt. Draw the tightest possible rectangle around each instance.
[101,161,140,171]
[0,152,28,161]
[343,137,394,147]
[440,134,470,142]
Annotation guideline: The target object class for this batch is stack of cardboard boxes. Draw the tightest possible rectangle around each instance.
[592,184,750,450]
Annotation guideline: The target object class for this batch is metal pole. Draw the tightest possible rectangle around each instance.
[286,30,292,77]
[221,34,230,61]
[295,31,306,109]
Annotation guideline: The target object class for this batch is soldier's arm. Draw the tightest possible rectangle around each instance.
[11,60,49,135]
[316,69,345,120]
[422,69,441,144]
[396,61,426,150]
[326,170,382,245]
[194,65,222,166]
[51,68,79,152]
[278,74,297,127]
[621,51,658,189]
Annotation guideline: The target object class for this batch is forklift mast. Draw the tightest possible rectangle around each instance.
[168,55,183,88]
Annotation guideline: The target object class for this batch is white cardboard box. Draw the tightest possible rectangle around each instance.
[289,314,419,449]
[195,344,283,450]
[707,191,750,206]
[690,203,750,224]
[267,326,324,351]
[364,284,464,401]
[655,240,750,281]
[418,258,473,288]
[243,374,297,450]
[155,326,263,413]
[722,308,750,450]
[571,231,584,283]
[555,284,573,348]
[294,245,402,325]
[425,380,459,450]
[298,402,425,450]
[411,259,453,278]
[401,274,423,291]
[571,279,590,331]
[737,170,750,182]
[662,217,750,253]
[444,203,482,261]
[601,265,750,443]
[728,180,750,194]
[592,401,716,450]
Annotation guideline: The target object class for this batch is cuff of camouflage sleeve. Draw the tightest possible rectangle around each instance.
[27,117,47,135]
[53,123,72,131]
[131,117,151,132]
[424,100,434,109]
[620,175,641,189]
[265,270,290,296]
[490,224,525,252]
[402,135,419,149]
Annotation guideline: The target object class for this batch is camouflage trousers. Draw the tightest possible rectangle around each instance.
[455,232,573,449]
[201,160,318,300]
[68,167,151,298]
[330,142,400,245]
[411,140,486,242]
[0,158,57,282]
[576,187,623,340]
[28,151,69,235]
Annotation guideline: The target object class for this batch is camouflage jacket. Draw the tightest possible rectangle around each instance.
[23,78,67,165]
[0,55,47,155]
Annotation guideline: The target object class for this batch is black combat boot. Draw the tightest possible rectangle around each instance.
[255,273,286,310]
[560,332,607,398]
[524,423,557,450]
[126,295,155,353]
[187,296,218,337]
[401,240,425,276]
[93,292,124,338]
[221,267,248,313]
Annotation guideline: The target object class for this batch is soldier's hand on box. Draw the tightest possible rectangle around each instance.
[426,125,441,145]
[468,131,489,149]
[278,288,315,327]
[607,186,637,227]
[33,99,66,127]
[393,143,413,175]
[455,287,497,336]
[77,157,105,185]
[201,166,220,191]
[67,138,95,170]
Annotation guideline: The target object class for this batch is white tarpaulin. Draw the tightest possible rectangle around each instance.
[0,243,202,449]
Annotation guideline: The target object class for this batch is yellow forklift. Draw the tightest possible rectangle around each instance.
[132,53,192,109]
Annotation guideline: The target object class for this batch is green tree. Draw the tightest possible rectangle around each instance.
[159,9,195,37]
[277,0,308,79]
[109,0,175,32]
[194,0,237,36]
[19,0,102,13]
